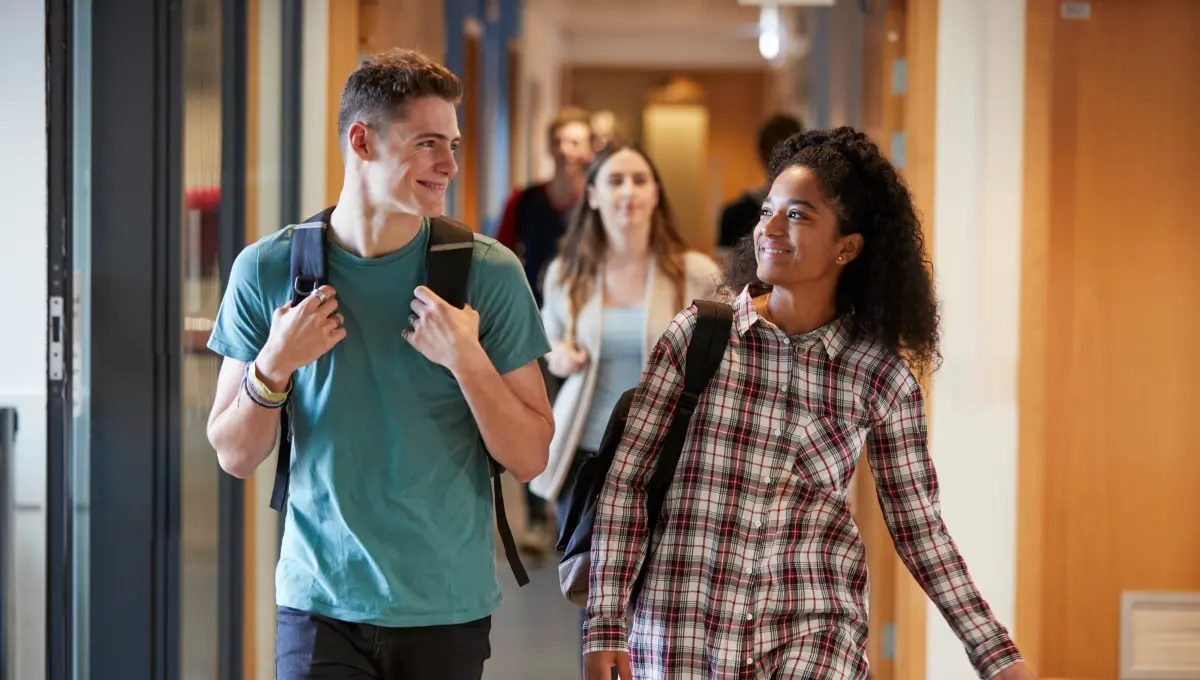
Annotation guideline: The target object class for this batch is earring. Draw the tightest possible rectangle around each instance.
[837,256,844,263]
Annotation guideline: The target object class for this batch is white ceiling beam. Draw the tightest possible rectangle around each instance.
[554,3,761,34]
[562,31,769,70]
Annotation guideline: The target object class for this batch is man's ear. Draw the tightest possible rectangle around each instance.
[346,121,372,162]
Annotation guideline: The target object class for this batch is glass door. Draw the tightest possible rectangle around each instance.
[45,0,249,678]
[181,1,227,677]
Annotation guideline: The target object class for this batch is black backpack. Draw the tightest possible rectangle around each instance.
[270,206,529,587]
[555,299,733,606]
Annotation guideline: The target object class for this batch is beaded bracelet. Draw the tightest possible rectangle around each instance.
[242,363,289,409]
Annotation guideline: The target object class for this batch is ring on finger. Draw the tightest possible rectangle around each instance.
[315,290,328,304]
[334,313,345,329]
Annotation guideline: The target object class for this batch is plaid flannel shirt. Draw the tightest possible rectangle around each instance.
[582,286,1021,679]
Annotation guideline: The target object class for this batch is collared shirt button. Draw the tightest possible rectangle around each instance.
[746,657,754,666]
[746,612,754,621]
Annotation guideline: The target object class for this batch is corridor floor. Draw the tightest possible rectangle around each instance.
[486,553,584,679]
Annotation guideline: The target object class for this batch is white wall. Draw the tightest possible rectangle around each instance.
[0,1,48,679]
[926,0,1025,677]
[300,0,329,218]
[517,0,566,183]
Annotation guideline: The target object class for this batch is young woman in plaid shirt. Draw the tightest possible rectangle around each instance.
[583,128,1036,680]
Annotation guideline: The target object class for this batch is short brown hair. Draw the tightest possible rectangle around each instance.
[548,106,592,139]
[337,49,462,146]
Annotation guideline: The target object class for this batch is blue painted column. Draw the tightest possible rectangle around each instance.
[445,0,519,232]
[481,0,521,236]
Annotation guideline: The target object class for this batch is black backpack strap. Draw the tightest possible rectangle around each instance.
[643,300,734,539]
[426,216,474,308]
[426,216,530,588]
[270,207,333,512]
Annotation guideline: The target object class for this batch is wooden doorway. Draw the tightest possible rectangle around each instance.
[1019,1,1200,677]
[458,28,482,228]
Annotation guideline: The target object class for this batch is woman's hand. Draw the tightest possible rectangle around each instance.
[991,662,1038,680]
[546,340,589,378]
[584,650,631,680]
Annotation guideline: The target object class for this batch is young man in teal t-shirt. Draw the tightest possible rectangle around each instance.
[205,49,553,680]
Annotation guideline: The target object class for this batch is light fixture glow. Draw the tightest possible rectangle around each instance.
[758,4,784,62]
[758,31,781,60]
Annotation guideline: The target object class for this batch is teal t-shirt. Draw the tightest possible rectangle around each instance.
[206,219,551,627]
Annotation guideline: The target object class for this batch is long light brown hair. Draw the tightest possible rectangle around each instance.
[554,141,688,341]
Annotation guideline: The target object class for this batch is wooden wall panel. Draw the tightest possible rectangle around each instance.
[1016,0,1055,670]
[242,0,260,674]
[325,0,359,207]
[1020,1,1200,677]
[892,2,936,678]
[856,4,910,679]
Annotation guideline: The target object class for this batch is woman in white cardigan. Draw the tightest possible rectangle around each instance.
[529,140,721,524]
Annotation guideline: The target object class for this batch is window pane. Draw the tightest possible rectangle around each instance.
[181,0,223,677]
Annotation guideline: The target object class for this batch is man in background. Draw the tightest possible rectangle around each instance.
[495,107,595,306]
[716,113,804,255]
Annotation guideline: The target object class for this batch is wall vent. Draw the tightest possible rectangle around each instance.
[1121,592,1200,679]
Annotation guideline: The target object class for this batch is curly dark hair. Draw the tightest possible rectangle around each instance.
[722,126,942,376]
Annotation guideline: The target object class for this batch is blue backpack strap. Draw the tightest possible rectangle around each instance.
[270,207,333,513]
[426,216,529,587]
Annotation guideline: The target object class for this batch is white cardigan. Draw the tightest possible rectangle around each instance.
[529,251,722,501]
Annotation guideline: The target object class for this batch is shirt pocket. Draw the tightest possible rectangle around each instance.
[788,410,869,490]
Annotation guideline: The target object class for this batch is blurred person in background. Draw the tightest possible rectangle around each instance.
[583,128,1036,680]
[496,106,596,306]
[497,106,597,553]
[716,113,804,258]
[590,109,618,154]
[529,140,721,673]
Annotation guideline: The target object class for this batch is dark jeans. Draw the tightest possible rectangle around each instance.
[276,606,491,680]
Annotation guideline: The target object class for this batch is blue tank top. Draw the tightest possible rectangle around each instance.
[579,306,646,451]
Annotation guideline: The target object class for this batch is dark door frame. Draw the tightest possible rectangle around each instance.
[45,0,248,678]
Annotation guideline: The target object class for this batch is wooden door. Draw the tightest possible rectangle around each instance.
[1021,1,1200,677]
[459,31,481,228]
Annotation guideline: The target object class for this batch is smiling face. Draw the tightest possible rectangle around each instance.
[348,95,461,217]
[755,165,862,287]
[550,121,595,175]
[586,148,660,251]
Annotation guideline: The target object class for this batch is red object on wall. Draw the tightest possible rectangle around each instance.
[184,186,221,277]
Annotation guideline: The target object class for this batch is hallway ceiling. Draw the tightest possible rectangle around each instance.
[536,0,791,69]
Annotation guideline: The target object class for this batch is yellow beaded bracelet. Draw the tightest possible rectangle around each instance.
[248,361,291,404]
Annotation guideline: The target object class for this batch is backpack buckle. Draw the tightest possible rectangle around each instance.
[293,275,321,299]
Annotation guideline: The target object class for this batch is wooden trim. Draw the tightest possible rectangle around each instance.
[1015,0,1055,672]
[326,0,360,207]
[242,0,261,672]
[508,39,522,190]
[893,1,936,678]
[245,0,260,248]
